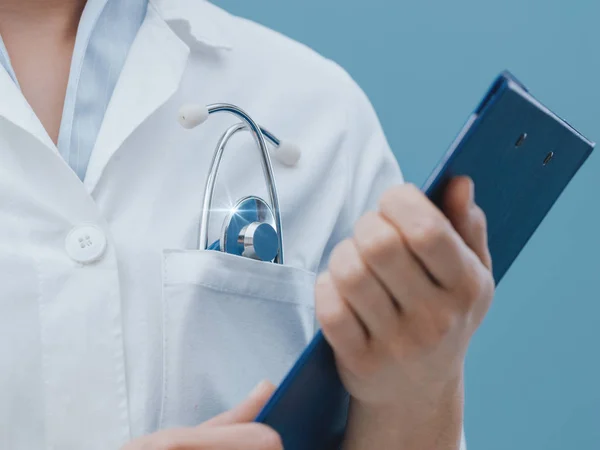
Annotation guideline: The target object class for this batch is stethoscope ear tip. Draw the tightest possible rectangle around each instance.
[178,104,210,129]
[273,141,301,166]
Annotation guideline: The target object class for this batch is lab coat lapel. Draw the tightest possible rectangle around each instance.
[0,67,56,151]
[83,3,190,193]
[152,0,234,51]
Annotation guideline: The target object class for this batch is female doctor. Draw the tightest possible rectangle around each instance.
[0,0,494,449]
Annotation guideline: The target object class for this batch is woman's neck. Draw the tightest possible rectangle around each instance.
[0,0,88,144]
[0,0,87,39]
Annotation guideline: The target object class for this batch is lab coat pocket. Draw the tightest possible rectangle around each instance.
[160,249,316,429]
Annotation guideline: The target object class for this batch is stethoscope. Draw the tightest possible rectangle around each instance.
[178,104,301,265]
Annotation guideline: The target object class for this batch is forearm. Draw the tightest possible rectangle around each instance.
[342,376,464,450]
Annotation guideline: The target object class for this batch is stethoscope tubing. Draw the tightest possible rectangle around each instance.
[198,104,284,264]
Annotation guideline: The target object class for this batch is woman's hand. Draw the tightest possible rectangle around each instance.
[122,381,282,450]
[316,177,495,449]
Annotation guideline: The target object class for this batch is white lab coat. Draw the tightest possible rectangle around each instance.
[0,1,469,449]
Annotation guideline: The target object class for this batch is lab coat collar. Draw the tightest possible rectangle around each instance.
[85,0,234,192]
[83,2,190,192]
[149,0,234,51]
[0,0,233,191]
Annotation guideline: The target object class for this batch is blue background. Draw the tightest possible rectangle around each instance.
[213,1,600,448]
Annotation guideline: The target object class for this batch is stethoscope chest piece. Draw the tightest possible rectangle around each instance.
[221,196,279,262]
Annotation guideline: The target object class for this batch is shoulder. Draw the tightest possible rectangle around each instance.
[178,1,365,107]
[227,12,343,78]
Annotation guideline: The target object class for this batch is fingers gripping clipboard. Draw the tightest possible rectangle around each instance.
[254,71,595,450]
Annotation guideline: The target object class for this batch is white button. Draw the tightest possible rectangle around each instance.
[65,225,107,264]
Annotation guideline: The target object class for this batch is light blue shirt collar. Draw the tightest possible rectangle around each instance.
[0,37,17,85]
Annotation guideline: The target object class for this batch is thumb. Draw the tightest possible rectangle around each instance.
[443,176,492,271]
[201,380,277,427]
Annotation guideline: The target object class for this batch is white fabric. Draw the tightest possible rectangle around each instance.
[0,0,468,449]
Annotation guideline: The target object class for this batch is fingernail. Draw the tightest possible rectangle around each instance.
[249,380,270,398]
[467,178,475,204]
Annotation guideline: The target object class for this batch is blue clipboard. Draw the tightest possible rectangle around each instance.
[255,71,594,450]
